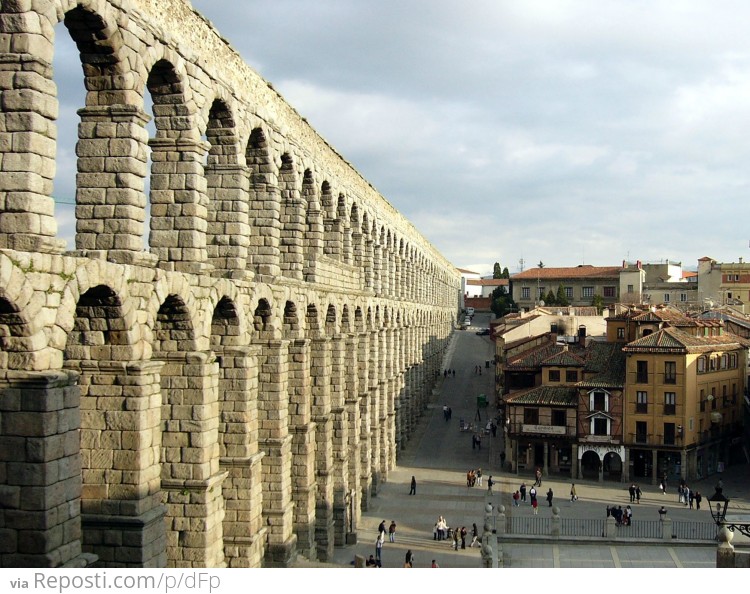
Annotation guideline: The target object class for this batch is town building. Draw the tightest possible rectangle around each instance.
[510,265,622,310]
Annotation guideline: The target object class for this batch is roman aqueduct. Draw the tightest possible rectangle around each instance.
[0,0,460,567]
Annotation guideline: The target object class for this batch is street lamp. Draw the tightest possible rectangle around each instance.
[708,485,750,537]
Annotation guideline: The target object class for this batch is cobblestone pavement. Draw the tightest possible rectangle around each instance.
[309,317,750,569]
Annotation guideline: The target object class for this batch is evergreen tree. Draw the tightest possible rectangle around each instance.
[490,285,517,318]
[502,267,510,279]
[493,262,502,279]
[592,294,604,314]
[555,285,570,307]
[545,289,557,306]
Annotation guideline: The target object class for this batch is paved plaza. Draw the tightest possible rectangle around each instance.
[305,316,750,569]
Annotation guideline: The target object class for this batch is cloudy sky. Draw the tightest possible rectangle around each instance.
[53,1,750,276]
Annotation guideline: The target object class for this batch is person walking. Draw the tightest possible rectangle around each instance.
[460,526,467,549]
[431,559,439,568]
[546,487,554,507]
[529,485,537,505]
[629,483,636,503]
[658,506,667,520]
[470,523,479,547]
[476,468,483,487]
[404,549,413,568]
[388,521,397,543]
[535,467,542,487]
[520,482,527,502]
[375,532,384,565]
[570,483,577,502]
[409,476,417,495]
[452,528,459,550]
[487,475,494,495]
[635,484,642,504]
[532,497,538,515]
[513,490,520,506]
[695,491,702,510]
[378,520,386,537]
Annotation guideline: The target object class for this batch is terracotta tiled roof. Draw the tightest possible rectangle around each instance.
[511,265,622,280]
[506,386,578,406]
[537,306,600,316]
[632,309,695,326]
[622,327,749,354]
[467,278,508,286]
[506,342,565,370]
[457,268,481,274]
[578,342,626,388]
[541,350,586,367]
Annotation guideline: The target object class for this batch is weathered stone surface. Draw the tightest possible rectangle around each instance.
[0,0,459,570]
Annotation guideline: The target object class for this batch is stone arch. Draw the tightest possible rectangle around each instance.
[203,97,249,273]
[283,300,301,340]
[337,194,352,265]
[154,292,224,567]
[580,449,601,480]
[146,56,208,268]
[278,154,304,280]
[303,169,322,280]
[245,126,279,276]
[62,284,157,565]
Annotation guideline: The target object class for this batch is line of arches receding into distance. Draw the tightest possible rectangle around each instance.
[12,1,459,308]
[0,253,455,567]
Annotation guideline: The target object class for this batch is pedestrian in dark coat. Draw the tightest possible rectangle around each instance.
[546,488,554,507]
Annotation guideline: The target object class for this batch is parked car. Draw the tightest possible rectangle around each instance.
[476,328,490,336]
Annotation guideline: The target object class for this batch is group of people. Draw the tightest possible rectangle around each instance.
[677,479,702,509]
[473,365,483,374]
[627,483,643,503]
[373,520,398,566]
[433,516,450,541]
[443,369,456,378]
[442,404,453,422]
[466,468,483,487]
[471,433,482,450]
[606,504,634,526]
[511,482,553,513]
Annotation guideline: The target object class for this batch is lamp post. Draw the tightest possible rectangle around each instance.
[708,485,750,537]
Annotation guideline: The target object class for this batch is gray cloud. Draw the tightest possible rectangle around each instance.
[50,1,750,274]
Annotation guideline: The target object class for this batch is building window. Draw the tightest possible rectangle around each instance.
[700,389,705,412]
[564,287,573,299]
[582,286,594,298]
[635,421,647,443]
[664,423,676,445]
[593,418,608,436]
[524,408,539,424]
[565,370,577,383]
[538,287,546,299]
[617,327,625,339]
[548,369,560,382]
[664,293,670,302]
[664,361,676,384]
[711,388,717,409]
[720,354,728,369]
[680,293,687,302]
[552,409,566,426]
[729,353,737,368]
[664,392,676,415]
[591,390,608,412]
[636,391,648,413]
[709,357,716,371]
[522,287,530,299]
[603,286,616,298]
[636,360,648,383]
[627,284,634,294]
[697,357,706,373]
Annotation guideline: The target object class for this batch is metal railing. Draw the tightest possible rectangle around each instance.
[672,521,719,541]
[499,514,717,542]
[508,516,550,535]
[560,518,606,537]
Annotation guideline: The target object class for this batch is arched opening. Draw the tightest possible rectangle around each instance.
[603,451,623,481]
[581,450,600,480]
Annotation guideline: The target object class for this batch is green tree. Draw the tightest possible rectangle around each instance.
[493,262,502,279]
[502,267,510,279]
[490,285,517,318]
[592,294,604,314]
[555,285,570,307]
[545,289,557,306]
